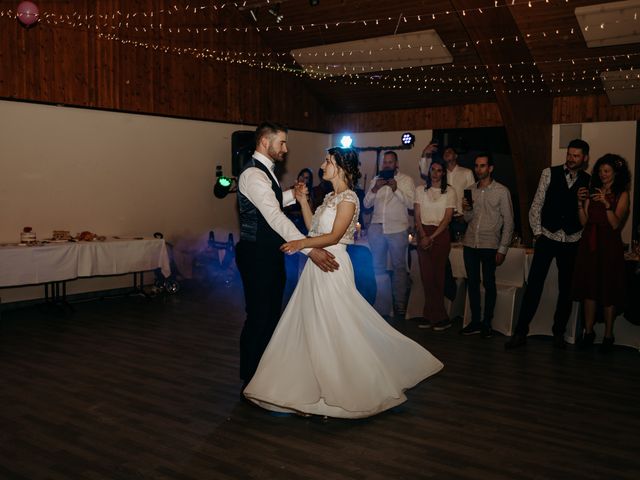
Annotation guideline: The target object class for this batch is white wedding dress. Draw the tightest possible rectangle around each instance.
[243,190,444,418]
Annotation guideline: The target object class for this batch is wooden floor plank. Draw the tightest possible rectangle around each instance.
[1,285,639,479]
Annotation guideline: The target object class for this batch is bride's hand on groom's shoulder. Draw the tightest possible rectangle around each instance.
[281,239,306,254]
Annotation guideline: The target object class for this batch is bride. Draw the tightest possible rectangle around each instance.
[243,147,443,419]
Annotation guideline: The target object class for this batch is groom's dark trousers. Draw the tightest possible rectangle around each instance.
[236,241,286,384]
[236,158,286,385]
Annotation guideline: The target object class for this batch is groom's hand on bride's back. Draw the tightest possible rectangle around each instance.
[309,249,339,272]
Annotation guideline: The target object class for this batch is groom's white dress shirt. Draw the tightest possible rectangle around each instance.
[238,151,308,249]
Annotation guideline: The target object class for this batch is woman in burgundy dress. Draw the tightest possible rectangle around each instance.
[573,154,631,352]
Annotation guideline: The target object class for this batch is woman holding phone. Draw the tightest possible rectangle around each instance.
[413,158,457,330]
[572,154,631,352]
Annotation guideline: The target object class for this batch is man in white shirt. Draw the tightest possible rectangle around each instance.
[236,122,338,388]
[460,153,514,338]
[443,146,476,238]
[364,151,415,318]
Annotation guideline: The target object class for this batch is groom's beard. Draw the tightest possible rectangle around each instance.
[268,145,286,162]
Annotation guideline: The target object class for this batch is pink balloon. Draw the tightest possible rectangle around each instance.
[17,1,39,27]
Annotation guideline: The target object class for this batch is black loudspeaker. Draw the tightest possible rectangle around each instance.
[231,130,256,177]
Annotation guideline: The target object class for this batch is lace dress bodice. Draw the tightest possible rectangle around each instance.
[309,190,360,244]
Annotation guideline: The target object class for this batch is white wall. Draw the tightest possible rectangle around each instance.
[1,101,635,303]
[0,100,330,301]
[552,121,636,242]
[280,131,333,189]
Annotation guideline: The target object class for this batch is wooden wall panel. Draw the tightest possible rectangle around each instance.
[330,102,504,132]
[1,3,637,133]
[451,0,553,245]
[553,95,640,124]
[0,0,331,131]
[329,94,639,133]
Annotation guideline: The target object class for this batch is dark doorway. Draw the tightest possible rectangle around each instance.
[433,127,521,238]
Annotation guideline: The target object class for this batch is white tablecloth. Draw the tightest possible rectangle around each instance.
[408,244,580,342]
[0,238,171,288]
[449,244,527,287]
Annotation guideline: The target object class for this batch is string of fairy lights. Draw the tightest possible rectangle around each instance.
[3,0,638,34]
[93,30,640,78]
[85,29,630,68]
[67,25,635,61]
[4,0,640,95]
[92,30,639,95]
[4,5,639,49]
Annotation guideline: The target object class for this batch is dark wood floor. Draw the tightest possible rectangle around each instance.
[1,281,639,480]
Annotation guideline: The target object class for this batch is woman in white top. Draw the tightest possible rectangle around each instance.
[414,158,457,330]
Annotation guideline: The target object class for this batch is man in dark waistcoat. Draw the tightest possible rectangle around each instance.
[505,139,590,350]
[236,122,339,388]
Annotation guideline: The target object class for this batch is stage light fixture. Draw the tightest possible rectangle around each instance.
[340,135,353,148]
[309,0,320,6]
[401,132,416,146]
[214,176,235,199]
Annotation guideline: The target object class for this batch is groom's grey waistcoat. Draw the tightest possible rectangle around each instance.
[238,158,284,248]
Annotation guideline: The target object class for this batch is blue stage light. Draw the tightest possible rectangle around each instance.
[340,135,353,148]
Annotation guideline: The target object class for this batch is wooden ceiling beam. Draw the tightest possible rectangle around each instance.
[451,0,553,243]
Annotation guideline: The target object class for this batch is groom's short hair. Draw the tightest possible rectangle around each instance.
[255,121,288,147]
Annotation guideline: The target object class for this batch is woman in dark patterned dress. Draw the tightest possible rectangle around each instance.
[572,154,631,352]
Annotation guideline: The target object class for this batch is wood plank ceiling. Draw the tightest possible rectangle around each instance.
[236,0,640,113]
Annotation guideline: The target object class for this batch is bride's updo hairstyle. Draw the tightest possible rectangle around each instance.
[328,147,361,189]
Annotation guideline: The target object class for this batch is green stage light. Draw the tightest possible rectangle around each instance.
[214,176,235,198]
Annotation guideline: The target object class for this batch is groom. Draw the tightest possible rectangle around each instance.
[236,121,339,388]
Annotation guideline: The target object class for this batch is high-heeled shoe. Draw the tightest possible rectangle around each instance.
[578,331,595,350]
[599,336,614,353]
